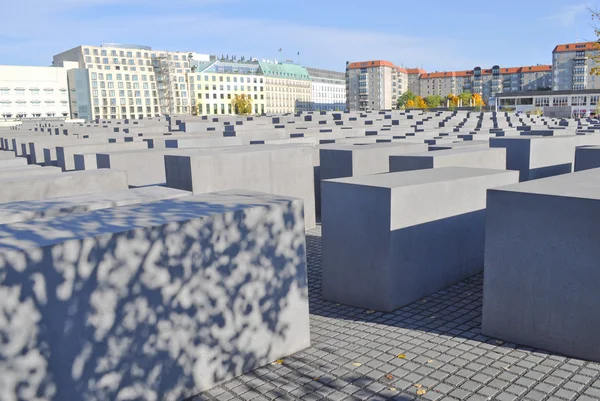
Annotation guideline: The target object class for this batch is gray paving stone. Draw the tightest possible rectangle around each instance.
[188,225,600,401]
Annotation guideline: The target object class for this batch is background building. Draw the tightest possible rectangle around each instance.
[190,58,266,116]
[419,65,552,101]
[346,60,408,111]
[306,68,346,111]
[260,62,312,114]
[497,89,600,118]
[0,65,73,120]
[53,44,210,121]
[552,42,600,91]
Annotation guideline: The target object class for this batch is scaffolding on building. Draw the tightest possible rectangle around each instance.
[154,53,175,116]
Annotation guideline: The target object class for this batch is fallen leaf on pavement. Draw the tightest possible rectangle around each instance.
[397,354,406,359]
[385,374,394,380]
[271,359,284,365]
[352,362,362,367]
[417,389,427,395]
[414,383,422,388]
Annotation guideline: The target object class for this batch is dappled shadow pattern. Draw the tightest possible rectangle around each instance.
[190,226,600,401]
[0,191,309,401]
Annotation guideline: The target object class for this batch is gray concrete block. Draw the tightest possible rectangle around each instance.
[0,157,27,168]
[0,186,190,224]
[57,142,148,171]
[482,168,600,361]
[490,135,600,181]
[96,148,204,187]
[165,145,316,230]
[0,151,17,160]
[320,142,428,181]
[321,167,519,311]
[0,169,128,203]
[0,190,309,398]
[0,166,62,180]
[73,153,99,170]
[574,145,600,172]
[389,148,506,172]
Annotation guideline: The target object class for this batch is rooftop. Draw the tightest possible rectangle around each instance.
[553,42,600,53]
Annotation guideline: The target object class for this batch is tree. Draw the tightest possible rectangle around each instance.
[472,93,485,107]
[405,99,417,108]
[415,96,428,109]
[397,91,416,109]
[458,92,473,106]
[590,8,600,75]
[232,94,252,115]
[447,94,459,108]
[425,95,443,108]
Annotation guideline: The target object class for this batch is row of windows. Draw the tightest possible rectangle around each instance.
[92,82,154,90]
[197,103,264,115]
[192,75,263,84]
[0,100,67,105]
[83,48,189,61]
[87,65,154,73]
[199,93,264,101]
[90,72,156,82]
[0,88,66,95]
[2,112,68,118]
[194,84,263,92]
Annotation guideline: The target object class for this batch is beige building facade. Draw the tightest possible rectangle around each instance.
[345,60,409,111]
[552,42,600,91]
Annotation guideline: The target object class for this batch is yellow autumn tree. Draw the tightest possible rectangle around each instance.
[590,8,600,75]
[405,99,417,108]
[415,96,428,109]
[447,94,459,108]
[232,94,252,115]
[472,93,485,107]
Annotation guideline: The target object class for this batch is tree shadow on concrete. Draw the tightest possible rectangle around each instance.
[0,191,309,401]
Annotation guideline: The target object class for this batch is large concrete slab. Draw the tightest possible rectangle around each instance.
[165,145,317,230]
[389,147,506,172]
[321,167,519,312]
[0,166,62,180]
[574,145,600,172]
[320,142,429,181]
[490,135,600,181]
[0,186,190,224]
[0,169,128,203]
[57,141,148,171]
[483,168,600,362]
[0,190,309,399]
[96,148,204,187]
[0,157,27,169]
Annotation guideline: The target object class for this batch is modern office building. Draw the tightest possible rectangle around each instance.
[53,44,210,121]
[0,64,74,120]
[552,42,600,91]
[345,60,409,111]
[306,68,346,111]
[496,89,600,118]
[190,58,266,116]
[419,65,552,101]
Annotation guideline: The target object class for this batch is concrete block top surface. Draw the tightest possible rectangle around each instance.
[325,166,516,189]
[0,186,190,215]
[320,142,424,152]
[0,190,301,252]
[489,167,600,199]
[0,168,121,184]
[397,147,501,158]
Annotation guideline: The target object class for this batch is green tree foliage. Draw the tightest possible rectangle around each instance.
[458,92,472,105]
[397,91,416,109]
[424,95,443,108]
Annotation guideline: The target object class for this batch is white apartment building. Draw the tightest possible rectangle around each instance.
[346,60,408,111]
[552,42,600,91]
[0,65,73,120]
[53,44,208,121]
[306,68,346,111]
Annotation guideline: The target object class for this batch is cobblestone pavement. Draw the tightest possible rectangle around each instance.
[193,226,600,401]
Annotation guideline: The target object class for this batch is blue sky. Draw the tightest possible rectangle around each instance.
[0,0,598,72]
